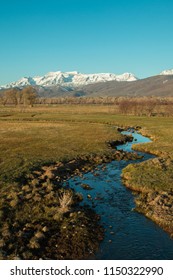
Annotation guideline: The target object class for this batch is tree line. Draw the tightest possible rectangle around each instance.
[0,87,173,116]
[36,96,173,117]
[0,86,37,107]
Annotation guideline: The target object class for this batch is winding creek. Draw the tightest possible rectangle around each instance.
[66,131,173,259]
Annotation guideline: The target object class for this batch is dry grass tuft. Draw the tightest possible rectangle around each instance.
[58,190,73,213]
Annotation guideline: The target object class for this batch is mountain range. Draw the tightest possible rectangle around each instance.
[0,71,137,89]
[1,69,173,97]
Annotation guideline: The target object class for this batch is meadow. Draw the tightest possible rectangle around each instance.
[0,104,173,188]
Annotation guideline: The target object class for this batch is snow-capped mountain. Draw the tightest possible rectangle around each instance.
[160,69,173,75]
[0,71,138,89]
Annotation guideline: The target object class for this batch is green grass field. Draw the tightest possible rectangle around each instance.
[0,104,173,190]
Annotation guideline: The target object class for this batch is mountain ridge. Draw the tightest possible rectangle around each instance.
[0,71,138,89]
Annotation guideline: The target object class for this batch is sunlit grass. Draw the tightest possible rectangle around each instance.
[0,116,121,183]
[0,104,173,192]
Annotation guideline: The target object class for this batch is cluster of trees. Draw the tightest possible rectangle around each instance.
[0,86,37,107]
[1,88,173,116]
[35,96,173,116]
[36,96,118,105]
[117,97,173,116]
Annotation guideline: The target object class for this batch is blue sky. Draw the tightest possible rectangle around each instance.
[0,0,173,84]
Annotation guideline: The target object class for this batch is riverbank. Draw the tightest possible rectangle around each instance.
[67,131,173,259]
[122,129,173,237]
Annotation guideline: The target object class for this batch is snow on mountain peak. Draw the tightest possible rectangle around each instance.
[66,71,79,75]
[0,70,138,89]
[116,72,137,81]
[160,69,173,75]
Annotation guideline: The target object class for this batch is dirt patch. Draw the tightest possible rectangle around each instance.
[135,190,173,237]
[0,176,103,260]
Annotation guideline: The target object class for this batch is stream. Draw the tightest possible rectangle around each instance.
[66,131,173,259]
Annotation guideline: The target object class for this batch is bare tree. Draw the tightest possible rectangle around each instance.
[21,86,37,107]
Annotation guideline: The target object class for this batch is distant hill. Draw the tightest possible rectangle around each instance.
[79,75,173,97]
[32,75,173,98]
